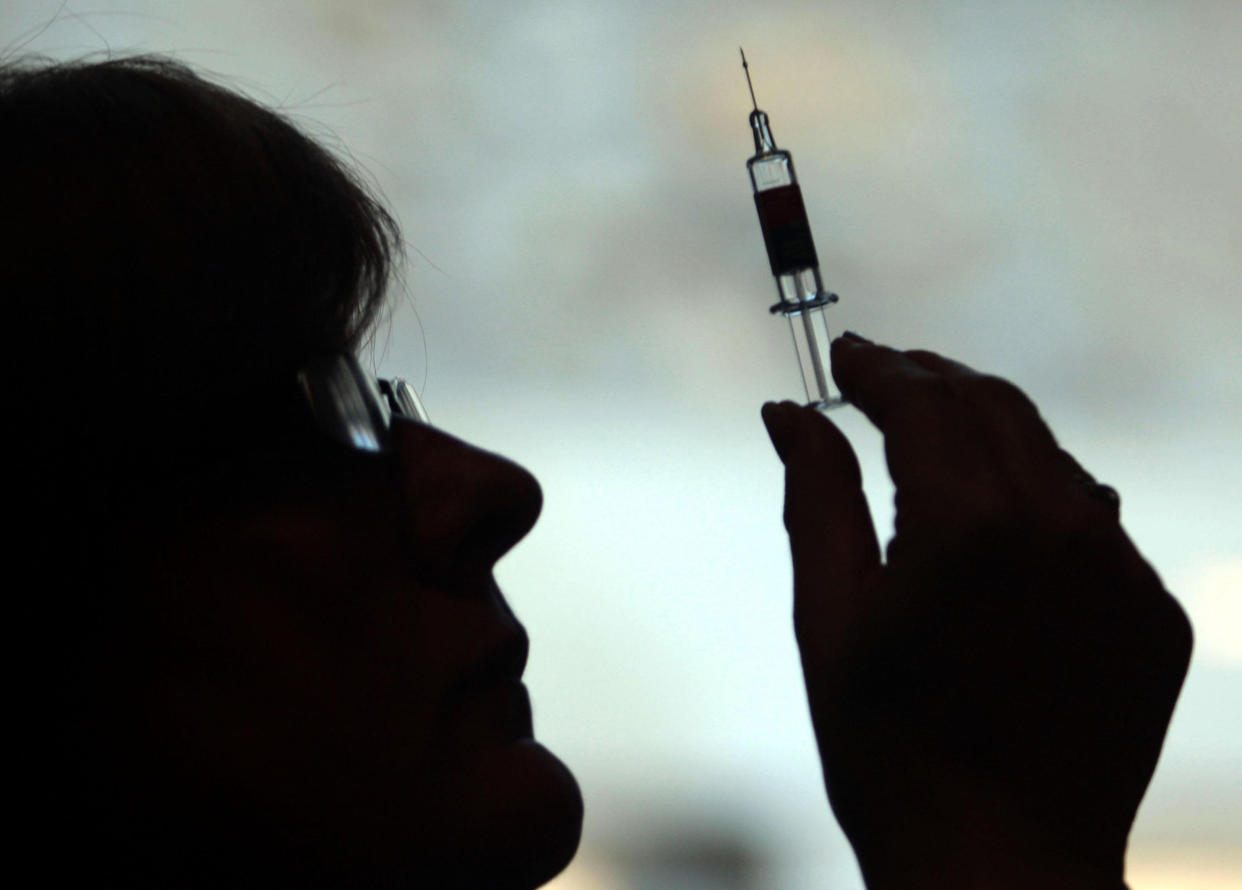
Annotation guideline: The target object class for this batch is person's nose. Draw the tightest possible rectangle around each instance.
[389,418,543,589]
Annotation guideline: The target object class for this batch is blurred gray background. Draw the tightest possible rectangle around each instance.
[6,1,1239,887]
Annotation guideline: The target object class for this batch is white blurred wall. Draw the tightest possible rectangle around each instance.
[5,1,1239,886]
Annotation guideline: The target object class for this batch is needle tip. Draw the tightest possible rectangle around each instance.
[739,47,758,111]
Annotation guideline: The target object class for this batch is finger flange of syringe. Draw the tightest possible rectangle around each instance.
[742,50,843,410]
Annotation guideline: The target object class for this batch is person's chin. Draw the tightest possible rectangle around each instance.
[425,738,583,890]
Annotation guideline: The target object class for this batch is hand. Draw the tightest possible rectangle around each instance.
[762,335,1192,890]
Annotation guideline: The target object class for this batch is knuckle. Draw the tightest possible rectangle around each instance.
[964,374,1037,414]
[904,349,945,365]
[886,374,955,424]
[791,598,814,649]
[1163,594,1195,665]
[920,373,958,402]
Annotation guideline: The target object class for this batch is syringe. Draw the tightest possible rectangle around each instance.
[741,49,843,410]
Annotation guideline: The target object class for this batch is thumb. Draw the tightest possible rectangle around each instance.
[762,401,881,663]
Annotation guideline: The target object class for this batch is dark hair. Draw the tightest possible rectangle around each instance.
[4,54,406,878]
[2,53,402,505]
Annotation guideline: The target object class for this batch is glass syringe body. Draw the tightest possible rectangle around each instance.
[747,109,842,409]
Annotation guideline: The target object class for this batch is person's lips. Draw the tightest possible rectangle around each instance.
[450,677,533,745]
[442,627,533,744]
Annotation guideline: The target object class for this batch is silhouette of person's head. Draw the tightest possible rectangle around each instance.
[5,55,582,888]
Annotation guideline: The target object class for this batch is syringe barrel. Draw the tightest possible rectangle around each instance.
[747,111,842,409]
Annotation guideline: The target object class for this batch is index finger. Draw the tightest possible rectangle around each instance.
[830,335,992,494]
[836,337,1065,480]
[831,334,956,431]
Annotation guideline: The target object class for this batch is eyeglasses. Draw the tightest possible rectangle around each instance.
[296,354,430,454]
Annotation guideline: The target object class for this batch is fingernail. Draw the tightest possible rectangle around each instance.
[761,401,796,462]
